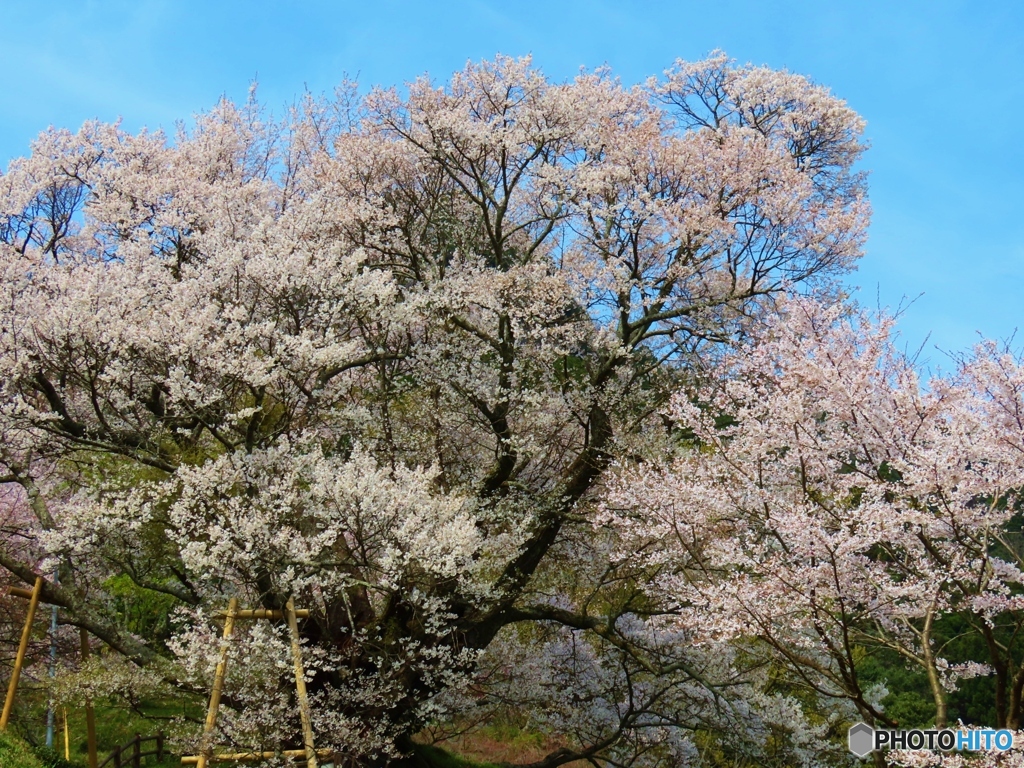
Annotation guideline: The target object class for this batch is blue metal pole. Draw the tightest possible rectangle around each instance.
[45,574,58,748]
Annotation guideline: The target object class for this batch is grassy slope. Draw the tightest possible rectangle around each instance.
[0,730,46,768]
[412,743,501,767]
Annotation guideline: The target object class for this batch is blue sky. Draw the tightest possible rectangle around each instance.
[2,0,1020,361]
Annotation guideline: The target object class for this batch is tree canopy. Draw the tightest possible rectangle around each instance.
[10,53,1017,768]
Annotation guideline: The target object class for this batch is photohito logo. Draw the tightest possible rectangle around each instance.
[848,723,1014,757]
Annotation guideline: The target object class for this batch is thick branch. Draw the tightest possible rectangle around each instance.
[0,552,159,666]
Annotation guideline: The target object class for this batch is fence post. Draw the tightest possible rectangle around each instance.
[156,732,164,762]
[113,746,121,768]
[133,734,141,768]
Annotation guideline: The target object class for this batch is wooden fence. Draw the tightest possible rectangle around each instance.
[98,733,165,768]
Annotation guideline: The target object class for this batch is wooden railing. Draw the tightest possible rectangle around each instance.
[98,733,166,768]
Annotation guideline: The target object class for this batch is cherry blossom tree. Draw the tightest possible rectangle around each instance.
[605,299,1024,764]
[0,54,869,765]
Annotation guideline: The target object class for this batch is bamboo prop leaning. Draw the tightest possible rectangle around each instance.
[181,598,329,768]
[1,576,42,731]
[2,577,101,768]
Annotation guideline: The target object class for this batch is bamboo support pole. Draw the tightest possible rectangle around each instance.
[181,748,334,764]
[286,598,317,768]
[81,628,99,768]
[1,576,43,730]
[196,597,238,768]
[63,707,70,760]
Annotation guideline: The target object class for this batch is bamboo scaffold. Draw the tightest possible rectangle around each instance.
[182,598,324,768]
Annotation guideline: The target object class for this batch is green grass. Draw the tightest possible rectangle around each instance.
[0,730,46,768]
[31,745,84,768]
[411,743,501,768]
[60,701,184,768]
[9,687,194,768]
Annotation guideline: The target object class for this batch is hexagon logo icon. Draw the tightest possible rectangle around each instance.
[848,722,874,757]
